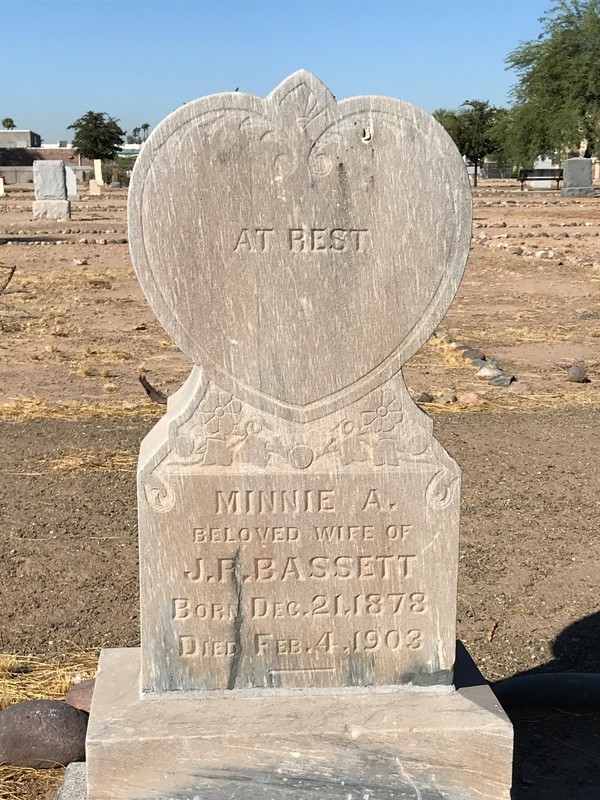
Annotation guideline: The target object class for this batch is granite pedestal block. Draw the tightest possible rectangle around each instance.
[32,199,70,219]
[85,646,512,800]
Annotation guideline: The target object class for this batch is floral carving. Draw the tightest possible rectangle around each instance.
[361,390,403,433]
[160,379,432,472]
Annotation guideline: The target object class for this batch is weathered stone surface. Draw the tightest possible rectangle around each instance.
[33,160,66,200]
[86,647,513,800]
[0,699,87,768]
[130,71,471,411]
[89,179,101,196]
[32,200,70,220]
[64,678,95,713]
[130,71,471,693]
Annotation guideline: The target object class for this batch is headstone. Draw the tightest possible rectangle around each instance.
[111,167,119,183]
[94,159,104,185]
[561,156,596,197]
[32,160,70,219]
[85,71,513,800]
[0,176,5,197]
[532,155,552,189]
[89,179,101,196]
[65,166,79,201]
[110,181,121,189]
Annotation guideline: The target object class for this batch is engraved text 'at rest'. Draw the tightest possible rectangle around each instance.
[233,227,370,253]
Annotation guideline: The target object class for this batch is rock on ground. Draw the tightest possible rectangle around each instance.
[64,678,95,713]
[0,700,87,768]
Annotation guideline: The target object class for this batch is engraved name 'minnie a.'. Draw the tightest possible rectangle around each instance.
[233,227,370,253]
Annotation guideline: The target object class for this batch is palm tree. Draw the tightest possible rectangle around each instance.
[2,118,16,130]
[141,123,150,141]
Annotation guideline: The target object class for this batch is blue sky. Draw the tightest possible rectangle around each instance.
[4,0,551,143]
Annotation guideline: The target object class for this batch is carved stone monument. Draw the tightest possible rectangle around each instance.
[32,160,71,219]
[86,71,513,799]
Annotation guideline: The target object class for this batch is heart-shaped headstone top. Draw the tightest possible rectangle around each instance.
[129,71,471,420]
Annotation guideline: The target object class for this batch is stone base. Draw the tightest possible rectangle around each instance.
[85,645,512,799]
[560,186,597,197]
[32,199,71,219]
[55,762,86,799]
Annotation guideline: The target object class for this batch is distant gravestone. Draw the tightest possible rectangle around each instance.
[532,155,552,189]
[32,161,70,219]
[93,159,104,185]
[561,156,595,197]
[88,179,101,196]
[0,176,5,197]
[65,166,79,201]
[85,71,513,800]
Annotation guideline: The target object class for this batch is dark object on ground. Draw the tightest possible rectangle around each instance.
[415,391,434,403]
[462,347,486,362]
[490,372,516,387]
[518,168,563,191]
[0,265,16,295]
[567,365,590,383]
[0,699,88,768]
[493,672,600,711]
[139,374,168,404]
[64,679,95,713]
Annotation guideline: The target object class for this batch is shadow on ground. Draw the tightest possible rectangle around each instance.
[508,612,600,799]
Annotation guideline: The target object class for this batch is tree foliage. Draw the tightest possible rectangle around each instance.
[68,111,125,160]
[2,118,15,130]
[434,101,505,185]
[506,0,600,162]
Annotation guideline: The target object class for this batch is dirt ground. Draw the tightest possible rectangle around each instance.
[1,180,600,798]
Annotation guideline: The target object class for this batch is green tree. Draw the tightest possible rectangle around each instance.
[2,118,15,130]
[141,122,150,141]
[506,0,600,162]
[434,101,505,186]
[68,111,125,160]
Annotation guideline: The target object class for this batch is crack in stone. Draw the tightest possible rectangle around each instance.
[227,546,244,689]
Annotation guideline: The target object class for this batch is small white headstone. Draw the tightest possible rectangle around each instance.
[94,159,105,185]
[0,177,5,197]
[89,179,101,196]
[65,166,79,201]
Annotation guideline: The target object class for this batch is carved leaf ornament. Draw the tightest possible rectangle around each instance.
[129,71,471,422]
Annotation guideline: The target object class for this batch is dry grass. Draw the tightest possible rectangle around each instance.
[0,765,63,800]
[0,653,98,710]
[0,652,98,800]
[48,449,137,473]
[425,388,600,414]
[0,398,162,422]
